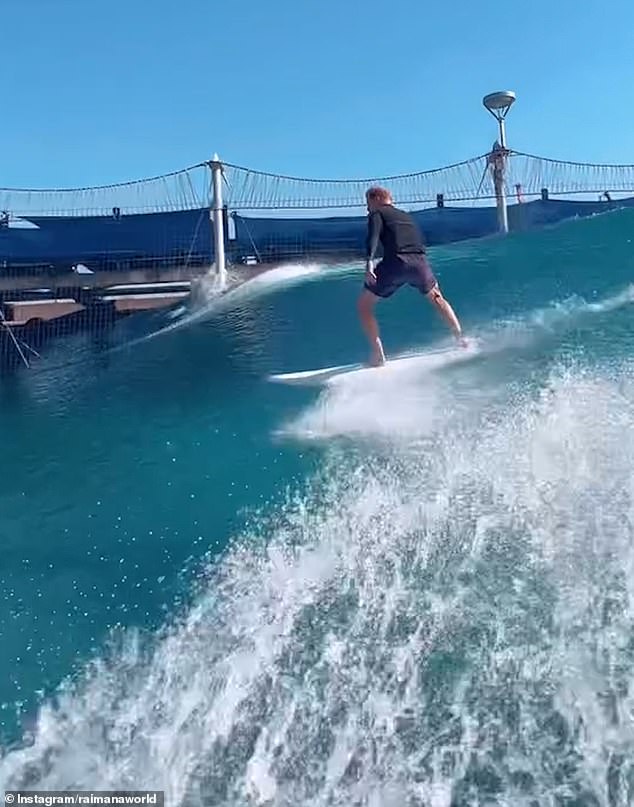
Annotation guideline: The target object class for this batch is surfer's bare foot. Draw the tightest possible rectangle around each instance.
[456,334,469,349]
[369,338,386,366]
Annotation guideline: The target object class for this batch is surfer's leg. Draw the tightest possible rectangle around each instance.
[404,255,466,345]
[357,289,386,366]
[426,284,466,345]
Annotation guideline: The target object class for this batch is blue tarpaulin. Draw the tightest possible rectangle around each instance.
[2,197,633,272]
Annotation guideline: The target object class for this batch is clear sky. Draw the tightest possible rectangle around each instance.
[2,0,633,188]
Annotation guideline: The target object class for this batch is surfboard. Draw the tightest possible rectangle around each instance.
[269,340,480,387]
[267,362,364,386]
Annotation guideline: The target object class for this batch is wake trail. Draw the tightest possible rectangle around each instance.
[120,262,358,349]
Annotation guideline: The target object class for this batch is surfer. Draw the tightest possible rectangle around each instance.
[358,186,466,366]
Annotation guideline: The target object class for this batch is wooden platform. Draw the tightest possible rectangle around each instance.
[0,264,275,335]
[0,266,203,293]
[2,294,192,325]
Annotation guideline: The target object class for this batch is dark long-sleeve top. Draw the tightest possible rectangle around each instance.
[366,205,426,261]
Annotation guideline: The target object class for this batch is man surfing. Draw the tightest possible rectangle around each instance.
[357,186,467,366]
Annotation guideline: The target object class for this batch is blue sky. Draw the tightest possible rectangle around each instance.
[3,0,633,188]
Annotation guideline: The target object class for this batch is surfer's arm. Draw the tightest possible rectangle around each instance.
[366,211,382,267]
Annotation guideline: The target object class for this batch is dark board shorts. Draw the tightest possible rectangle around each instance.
[364,253,437,299]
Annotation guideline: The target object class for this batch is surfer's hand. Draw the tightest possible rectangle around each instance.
[365,260,376,285]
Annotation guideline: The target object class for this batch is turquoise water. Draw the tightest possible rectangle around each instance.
[1,210,634,804]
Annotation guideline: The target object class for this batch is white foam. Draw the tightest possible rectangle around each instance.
[136,261,355,344]
[3,363,634,804]
[4,283,634,803]
[497,283,634,345]
[276,340,483,443]
[586,282,634,313]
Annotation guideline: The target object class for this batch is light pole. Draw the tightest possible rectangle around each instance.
[483,91,516,233]
[210,154,227,284]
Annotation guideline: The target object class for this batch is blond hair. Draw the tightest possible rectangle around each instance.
[365,186,393,205]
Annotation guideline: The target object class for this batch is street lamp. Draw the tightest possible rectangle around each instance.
[482,91,516,233]
[483,90,516,149]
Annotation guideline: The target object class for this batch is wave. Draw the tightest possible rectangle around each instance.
[277,284,634,445]
[130,261,358,346]
[2,354,634,804]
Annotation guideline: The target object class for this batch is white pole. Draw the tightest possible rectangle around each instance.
[483,92,515,236]
[494,158,509,233]
[498,118,507,149]
[494,123,509,234]
[210,154,226,283]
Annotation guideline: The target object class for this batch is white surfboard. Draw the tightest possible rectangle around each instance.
[269,340,480,387]
[268,362,364,386]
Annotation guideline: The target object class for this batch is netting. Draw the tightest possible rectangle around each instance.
[3,151,634,222]
[221,151,634,212]
[221,155,491,211]
[0,163,211,218]
[507,152,634,198]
